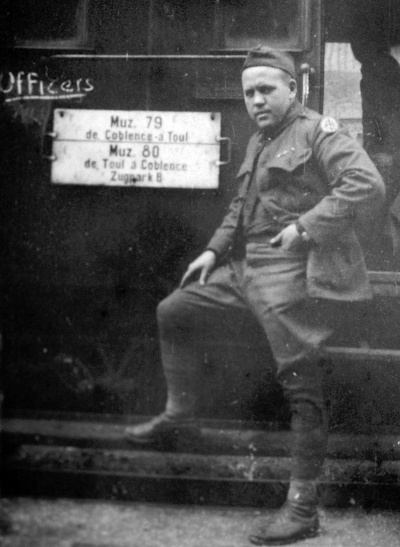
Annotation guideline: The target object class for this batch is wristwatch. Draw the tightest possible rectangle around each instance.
[295,221,311,242]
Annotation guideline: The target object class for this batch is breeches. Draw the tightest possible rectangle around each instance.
[158,243,334,370]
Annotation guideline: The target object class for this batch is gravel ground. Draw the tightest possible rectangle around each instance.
[1,497,400,547]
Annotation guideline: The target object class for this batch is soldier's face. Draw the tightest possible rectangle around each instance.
[242,66,297,130]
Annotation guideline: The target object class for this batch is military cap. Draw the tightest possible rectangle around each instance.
[242,46,296,79]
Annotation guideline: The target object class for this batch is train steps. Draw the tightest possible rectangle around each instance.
[1,410,400,509]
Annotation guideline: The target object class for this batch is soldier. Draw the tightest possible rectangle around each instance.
[125,47,385,545]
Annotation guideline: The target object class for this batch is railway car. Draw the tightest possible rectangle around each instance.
[1,0,400,504]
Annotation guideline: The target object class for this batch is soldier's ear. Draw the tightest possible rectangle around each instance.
[289,78,297,97]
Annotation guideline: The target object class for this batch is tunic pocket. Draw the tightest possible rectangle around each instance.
[267,146,313,173]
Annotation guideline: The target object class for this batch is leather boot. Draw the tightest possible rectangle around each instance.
[249,480,319,545]
[124,412,200,445]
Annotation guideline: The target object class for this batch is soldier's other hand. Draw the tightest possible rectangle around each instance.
[180,250,217,288]
[270,224,300,251]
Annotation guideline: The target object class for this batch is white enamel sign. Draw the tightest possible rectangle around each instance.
[51,109,222,188]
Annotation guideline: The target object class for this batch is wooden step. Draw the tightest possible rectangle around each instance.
[2,416,400,460]
[369,271,400,297]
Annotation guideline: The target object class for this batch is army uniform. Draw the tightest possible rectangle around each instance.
[126,48,385,545]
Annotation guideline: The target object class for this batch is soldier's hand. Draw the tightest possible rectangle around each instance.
[180,250,217,288]
[270,224,301,251]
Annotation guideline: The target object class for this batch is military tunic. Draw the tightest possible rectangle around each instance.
[207,100,385,301]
